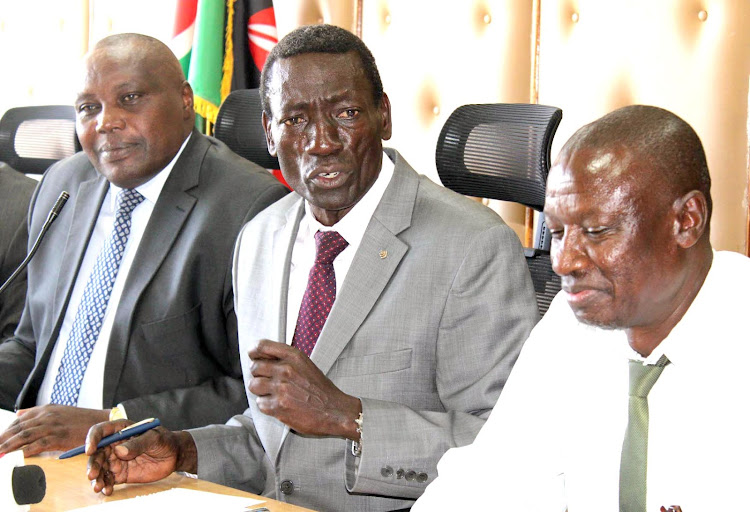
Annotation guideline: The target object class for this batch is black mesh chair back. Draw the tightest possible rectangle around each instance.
[0,105,80,175]
[214,88,280,170]
[435,103,563,316]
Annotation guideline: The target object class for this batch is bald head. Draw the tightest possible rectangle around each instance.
[75,32,195,188]
[88,33,187,90]
[545,105,714,354]
[558,104,712,223]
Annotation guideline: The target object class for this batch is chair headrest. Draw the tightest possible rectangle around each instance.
[435,103,562,212]
[214,89,280,170]
[0,105,80,175]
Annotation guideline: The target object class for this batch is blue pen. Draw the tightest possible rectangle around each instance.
[58,417,161,459]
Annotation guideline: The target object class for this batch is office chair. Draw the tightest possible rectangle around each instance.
[214,88,280,170]
[435,103,563,316]
[0,105,80,175]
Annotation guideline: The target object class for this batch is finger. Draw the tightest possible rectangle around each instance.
[87,450,107,481]
[249,357,285,379]
[0,424,44,453]
[21,436,55,457]
[247,339,293,361]
[85,419,132,455]
[248,375,274,397]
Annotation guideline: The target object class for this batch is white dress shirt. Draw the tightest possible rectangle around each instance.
[414,250,750,512]
[36,134,191,409]
[284,151,395,345]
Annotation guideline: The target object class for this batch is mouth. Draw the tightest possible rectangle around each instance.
[98,142,137,162]
[308,168,347,188]
[561,282,609,306]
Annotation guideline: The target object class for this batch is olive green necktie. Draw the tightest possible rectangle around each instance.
[619,355,670,512]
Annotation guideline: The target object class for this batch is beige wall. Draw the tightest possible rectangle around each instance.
[537,0,750,254]
[275,0,750,254]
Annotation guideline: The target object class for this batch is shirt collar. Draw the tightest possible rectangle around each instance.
[108,132,192,207]
[303,150,395,245]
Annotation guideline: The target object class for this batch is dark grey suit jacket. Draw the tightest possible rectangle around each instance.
[0,131,289,429]
[0,163,37,339]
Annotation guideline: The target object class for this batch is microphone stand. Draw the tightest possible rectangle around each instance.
[0,191,69,296]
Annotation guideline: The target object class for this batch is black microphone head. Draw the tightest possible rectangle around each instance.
[12,465,46,505]
[52,190,70,216]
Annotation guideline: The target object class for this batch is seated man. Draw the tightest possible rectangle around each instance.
[413,105,750,511]
[0,162,37,339]
[84,24,539,511]
[0,33,288,456]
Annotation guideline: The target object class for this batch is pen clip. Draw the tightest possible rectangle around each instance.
[119,417,155,432]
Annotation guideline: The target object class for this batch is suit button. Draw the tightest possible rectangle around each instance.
[405,470,416,481]
[396,468,405,479]
[280,480,294,495]
[381,465,394,477]
[417,472,428,483]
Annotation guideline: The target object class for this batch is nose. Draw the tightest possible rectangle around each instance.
[551,229,589,277]
[96,105,125,133]
[305,116,342,155]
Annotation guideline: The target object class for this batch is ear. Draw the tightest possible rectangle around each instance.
[672,190,709,249]
[181,81,194,119]
[379,92,393,141]
[262,111,277,156]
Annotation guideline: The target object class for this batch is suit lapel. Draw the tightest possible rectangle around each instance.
[310,150,418,376]
[102,133,203,405]
[52,177,108,324]
[255,199,304,464]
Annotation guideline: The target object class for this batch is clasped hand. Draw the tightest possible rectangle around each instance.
[248,339,361,440]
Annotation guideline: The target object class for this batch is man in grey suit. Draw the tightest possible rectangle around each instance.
[0,34,288,456]
[0,162,37,339]
[85,25,538,511]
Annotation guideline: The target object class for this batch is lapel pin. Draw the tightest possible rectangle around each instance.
[379,250,388,259]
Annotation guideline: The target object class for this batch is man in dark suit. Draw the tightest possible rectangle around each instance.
[0,33,288,456]
[0,162,37,339]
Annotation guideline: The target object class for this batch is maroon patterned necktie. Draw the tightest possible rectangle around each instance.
[292,230,349,356]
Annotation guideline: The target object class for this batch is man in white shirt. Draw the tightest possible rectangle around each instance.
[413,105,750,511]
[84,24,539,511]
[0,34,287,456]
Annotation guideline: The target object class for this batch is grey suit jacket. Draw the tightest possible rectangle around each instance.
[0,163,37,339]
[0,131,289,429]
[190,149,539,511]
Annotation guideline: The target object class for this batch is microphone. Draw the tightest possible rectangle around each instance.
[0,191,69,296]
[12,466,46,505]
[1,450,46,510]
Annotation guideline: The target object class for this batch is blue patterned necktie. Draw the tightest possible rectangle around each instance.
[292,230,348,357]
[50,188,144,406]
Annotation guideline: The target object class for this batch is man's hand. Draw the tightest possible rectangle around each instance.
[248,339,362,439]
[0,405,109,456]
[85,420,197,496]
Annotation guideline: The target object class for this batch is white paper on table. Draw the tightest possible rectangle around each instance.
[67,488,265,511]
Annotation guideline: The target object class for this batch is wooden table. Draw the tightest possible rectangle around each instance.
[28,453,316,511]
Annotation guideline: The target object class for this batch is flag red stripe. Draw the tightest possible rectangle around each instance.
[173,0,199,36]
